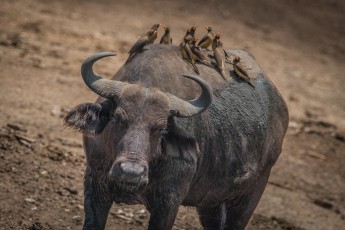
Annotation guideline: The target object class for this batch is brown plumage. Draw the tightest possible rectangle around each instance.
[147,23,161,44]
[212,39,227,80]
[185,26,197,41]
[212,34,221,51]
[211,34,230,60]
[160,26,172,44]
[190,38,213,67]
[233,56,254,87]
[198,26,214,50]
[127,30,157,63]
[178,37,199,74]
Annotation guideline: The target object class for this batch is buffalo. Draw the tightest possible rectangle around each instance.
[64,44,289,230]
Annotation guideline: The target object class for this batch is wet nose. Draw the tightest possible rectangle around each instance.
[120,162,145,178]
[109,162,146,182]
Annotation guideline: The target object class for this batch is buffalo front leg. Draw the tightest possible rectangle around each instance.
[197,203,227,230]
[147,190,182,230]
[83,167,112,230]
[147,159,196,230]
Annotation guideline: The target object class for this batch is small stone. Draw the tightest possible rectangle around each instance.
[72,215,81,222]
[51,105,62,117]
[31,206,38,211]
[25,198,36,203]
[137,209,146,215]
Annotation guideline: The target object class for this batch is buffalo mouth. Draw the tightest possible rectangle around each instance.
[116,180,147,192]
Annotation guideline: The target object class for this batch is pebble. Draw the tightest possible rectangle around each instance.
[72,215,81,222]
[51,105,62,117]
[24,198,36,203]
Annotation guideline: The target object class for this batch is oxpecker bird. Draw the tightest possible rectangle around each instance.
[233,56,254,87]
[147,24,161,44]
[185,26,197,42]
[178,37,200,74]
[190,38,213,67]
[198,26,214,50]
[127,30,157,63]
[212,34,221,51]
[160,26,172,44]
[212,39,227,80]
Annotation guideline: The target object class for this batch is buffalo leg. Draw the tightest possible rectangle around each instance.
[147,191,182,230]
[83,167,112,230]
[147,159,195,230]
[224,172,270,230]
[197,203,227,230]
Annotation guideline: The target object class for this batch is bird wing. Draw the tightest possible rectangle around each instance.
[214,48,225,70]
[192,47,207,61]
[185,44,200,74]
[129,37,148,54]
[234,63,249,79]
[198,35,209,46]
[179,42,187,59]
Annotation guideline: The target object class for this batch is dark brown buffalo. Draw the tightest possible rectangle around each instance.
[64,44,289,230]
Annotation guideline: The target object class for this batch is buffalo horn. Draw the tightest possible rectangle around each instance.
[81,52,124,100]
[169,74,213,118]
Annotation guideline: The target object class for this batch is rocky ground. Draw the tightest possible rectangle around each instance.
[0,0,344,229]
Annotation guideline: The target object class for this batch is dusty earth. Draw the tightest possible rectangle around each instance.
[1,0,345,229]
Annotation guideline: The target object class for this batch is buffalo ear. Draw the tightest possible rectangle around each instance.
[64,100,113,135]
[162,118,199,163]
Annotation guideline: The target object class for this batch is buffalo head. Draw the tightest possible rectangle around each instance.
[64,52,212,191]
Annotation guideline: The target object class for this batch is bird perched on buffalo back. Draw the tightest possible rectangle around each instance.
[160,26,172,44]
[126,30,157,63]
[185,26,197,42]
[178,36,200,74]
[212,33,221,51]
[212,38,227,80]
[198,26,214,50]
[147,24,161,44]
[190,38,212,67]
[233,56,254,87]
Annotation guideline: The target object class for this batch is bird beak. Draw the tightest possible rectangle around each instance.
[159,24,162,27]
[205,26,209,30]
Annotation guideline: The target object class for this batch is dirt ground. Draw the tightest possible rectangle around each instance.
[1,0,344,229]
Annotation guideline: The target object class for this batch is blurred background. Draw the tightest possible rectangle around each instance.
[0,0,344,229]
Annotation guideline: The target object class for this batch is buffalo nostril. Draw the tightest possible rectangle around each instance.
[109,163,122,179]
[119,162,145,177]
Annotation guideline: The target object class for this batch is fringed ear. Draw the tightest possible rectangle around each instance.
[162,117,199,163]
[64,100,113,135]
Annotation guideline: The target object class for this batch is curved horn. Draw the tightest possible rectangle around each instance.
[81,52,124,99]
[169,74,213,118]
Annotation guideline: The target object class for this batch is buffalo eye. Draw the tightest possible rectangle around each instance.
[111,108,128,126]
[151,127,168,135]
[151,120,168,135]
